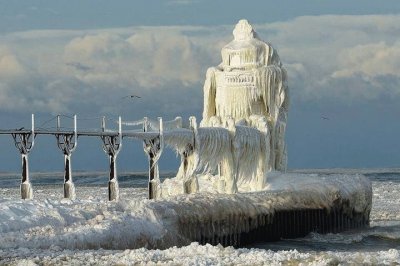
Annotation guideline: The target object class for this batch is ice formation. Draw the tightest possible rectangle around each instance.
[201,19,288,170]
[0,171,373,258]
[161,19,288,196]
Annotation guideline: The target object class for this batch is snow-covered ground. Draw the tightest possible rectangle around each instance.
[2,242,399,265]
[0,170,398,265]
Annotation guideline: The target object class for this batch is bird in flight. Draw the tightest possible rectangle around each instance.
[321,116,330,120]
[122,95,141,99]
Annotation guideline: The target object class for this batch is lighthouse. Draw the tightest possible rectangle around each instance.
[201,19,289,171]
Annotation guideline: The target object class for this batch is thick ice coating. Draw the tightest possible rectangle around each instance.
[0,172,372,252]
[162,19,289,195]
[201,19,288,171]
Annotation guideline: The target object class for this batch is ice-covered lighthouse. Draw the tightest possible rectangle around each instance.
[161,19,290,196]
[201,19,289,172]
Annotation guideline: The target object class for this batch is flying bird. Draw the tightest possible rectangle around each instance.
[321,116,330,120]
[122,95,141,99]
[65,62,92,71]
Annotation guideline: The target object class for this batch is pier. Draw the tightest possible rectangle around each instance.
[0,114,192,200]
[0,114,372,247]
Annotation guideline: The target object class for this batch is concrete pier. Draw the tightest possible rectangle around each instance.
[178,204,370,247]
[163,173,372,247]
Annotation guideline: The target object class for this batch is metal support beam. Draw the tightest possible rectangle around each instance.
[101,116,122,201]
[55,115,78,199]
[182,116,198,194]
[143,117,164,199]
[11,114,35,199]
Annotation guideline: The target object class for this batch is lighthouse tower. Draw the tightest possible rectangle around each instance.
[201,19,289,171]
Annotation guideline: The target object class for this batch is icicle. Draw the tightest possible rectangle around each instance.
[147,117,183,131]
[120,118,144,127]
[201,67,217,126]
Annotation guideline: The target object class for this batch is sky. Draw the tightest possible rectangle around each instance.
[0,0,400,173]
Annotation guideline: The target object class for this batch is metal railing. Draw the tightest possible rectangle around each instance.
[0,114,194,201]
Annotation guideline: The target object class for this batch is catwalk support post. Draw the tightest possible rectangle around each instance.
[143,117,164,199]
[101,116,122,201]
[11,114,35,199]
[55,115,78,200]
[182,116,198,194]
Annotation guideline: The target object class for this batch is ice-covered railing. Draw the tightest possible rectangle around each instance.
[0,114,196,200]
[163,116,272,196]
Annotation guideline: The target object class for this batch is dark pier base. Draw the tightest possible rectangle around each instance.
[184,208,369,247]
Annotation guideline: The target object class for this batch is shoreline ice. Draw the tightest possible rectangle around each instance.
[0,173,371,253]
[2,243,399,265]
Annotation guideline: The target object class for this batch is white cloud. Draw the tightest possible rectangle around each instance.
[332,41,400,78]
[0,14,400,114]
[63,31,208,88]
[0,26,223,114]
[254,15,400,102]
[0,47,25,79]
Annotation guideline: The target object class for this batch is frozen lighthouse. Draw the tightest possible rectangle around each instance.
[161,19,290,196]
[201,19,289,172]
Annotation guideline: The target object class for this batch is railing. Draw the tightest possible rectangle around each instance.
[0,114,193,201]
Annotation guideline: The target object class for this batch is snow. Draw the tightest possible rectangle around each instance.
[0,187,169,251]
[2,243,399,265]
[162,169,372,224]
[1,170,398,265]
[0,173,371,251]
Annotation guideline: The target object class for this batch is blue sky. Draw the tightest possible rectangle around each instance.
[0,0,400,172]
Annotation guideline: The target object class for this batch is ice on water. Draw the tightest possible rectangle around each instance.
[0,170,398,264]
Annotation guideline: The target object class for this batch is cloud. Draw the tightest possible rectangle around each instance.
[0,47,25,79]
[332,41,400,78]
[0,14,400,115]
[254,15,400,102]
[0,26,222,115]
[63,31,210,88]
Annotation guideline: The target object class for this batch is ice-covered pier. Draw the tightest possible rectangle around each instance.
[0,19,373,247]
[0,119,372,247]
[154,173,371,247]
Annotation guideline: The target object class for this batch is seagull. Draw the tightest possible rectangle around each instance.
[65,62,92,71]
[122,95,141,99]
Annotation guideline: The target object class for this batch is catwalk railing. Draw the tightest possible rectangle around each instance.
[0,114,193,200]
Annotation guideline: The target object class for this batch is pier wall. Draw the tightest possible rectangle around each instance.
[150,174,372,247]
